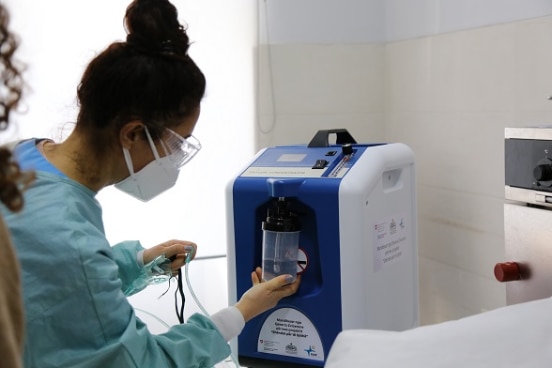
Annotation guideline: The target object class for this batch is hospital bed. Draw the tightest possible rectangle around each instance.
[325,296,552,367]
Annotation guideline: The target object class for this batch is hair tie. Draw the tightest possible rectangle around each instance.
[126,34,178,57]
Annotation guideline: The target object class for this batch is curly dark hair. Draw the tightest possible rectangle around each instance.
[0,4,22,129]
[0,4,34,212]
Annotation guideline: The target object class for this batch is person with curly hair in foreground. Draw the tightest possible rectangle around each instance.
[0,3,35,368]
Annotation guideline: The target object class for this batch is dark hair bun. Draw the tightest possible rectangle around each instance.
[125,0,190,56]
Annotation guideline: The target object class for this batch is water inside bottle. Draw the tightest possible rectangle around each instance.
[262,259,297,282]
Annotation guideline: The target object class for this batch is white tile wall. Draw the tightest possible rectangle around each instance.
[258,15,552,326]
[386,16,552,325]
[514,17,552,113]
[256,43,385,147]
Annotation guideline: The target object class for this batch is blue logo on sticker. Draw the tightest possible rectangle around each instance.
[304,346,315,356]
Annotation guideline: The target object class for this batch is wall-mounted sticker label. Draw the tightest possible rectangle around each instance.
[257,307,324,362]
[373,212,408,272]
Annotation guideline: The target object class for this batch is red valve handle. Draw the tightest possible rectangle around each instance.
[494,262,521,282]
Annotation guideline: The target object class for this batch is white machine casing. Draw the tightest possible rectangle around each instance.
[337,142,419,331]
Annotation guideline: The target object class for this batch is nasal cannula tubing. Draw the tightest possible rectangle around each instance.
[184,251,241,368]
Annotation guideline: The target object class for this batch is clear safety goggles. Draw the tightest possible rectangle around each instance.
[160,128,202,168]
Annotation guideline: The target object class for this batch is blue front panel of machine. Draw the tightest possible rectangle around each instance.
[231,144,371,367]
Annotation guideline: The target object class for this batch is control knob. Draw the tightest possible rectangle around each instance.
[533,163,552,181]
[342,143,353,156]
[494,262,521,283]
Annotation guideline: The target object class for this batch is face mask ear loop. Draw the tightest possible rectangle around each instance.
[144,126,163,161]
[159,137,170,157]
[121,147,136,178]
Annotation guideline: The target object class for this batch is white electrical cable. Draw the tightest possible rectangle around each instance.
[257,0,277,136]
[184,253,241,368]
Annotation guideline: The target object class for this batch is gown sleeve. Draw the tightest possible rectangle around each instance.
[110,240,146,296]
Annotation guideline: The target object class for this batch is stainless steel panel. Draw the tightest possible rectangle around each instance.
[505,186,552,208]
[504,202,552,305]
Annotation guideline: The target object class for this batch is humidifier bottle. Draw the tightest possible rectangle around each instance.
[261,197,301,282]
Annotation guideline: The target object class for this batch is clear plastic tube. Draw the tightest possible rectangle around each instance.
[273,232,281,273]
[134,307,171,329]
[184,252,241,368]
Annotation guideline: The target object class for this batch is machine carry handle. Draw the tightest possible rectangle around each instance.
[307,128,357,148]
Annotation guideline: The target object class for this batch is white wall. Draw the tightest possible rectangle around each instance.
[385,16,552,323]
[6,0,257,331]
[259,0,552,326]
[259,0,385,44]
[262,0,552,44]
[385,0,552,41]
[257,0,552,150]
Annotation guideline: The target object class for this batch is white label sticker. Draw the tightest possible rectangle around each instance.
[373,212,408,272]
[257,308,324,362]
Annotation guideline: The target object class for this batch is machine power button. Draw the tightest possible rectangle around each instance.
[342,143,354,156]
[494,262,521,282]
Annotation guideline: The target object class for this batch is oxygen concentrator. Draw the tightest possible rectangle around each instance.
[226,129,419,367]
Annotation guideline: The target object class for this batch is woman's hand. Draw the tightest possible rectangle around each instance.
[142,239,196,273]
[235,267,301,322]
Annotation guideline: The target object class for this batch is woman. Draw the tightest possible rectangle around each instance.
[0,4,34,368]
[1,0,300,367]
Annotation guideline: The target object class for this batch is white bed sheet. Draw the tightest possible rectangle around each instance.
[325,297,552,367]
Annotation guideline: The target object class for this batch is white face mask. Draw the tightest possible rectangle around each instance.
[114,127,189,202]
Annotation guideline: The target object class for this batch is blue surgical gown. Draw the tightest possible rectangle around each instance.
[2,139,231,368]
